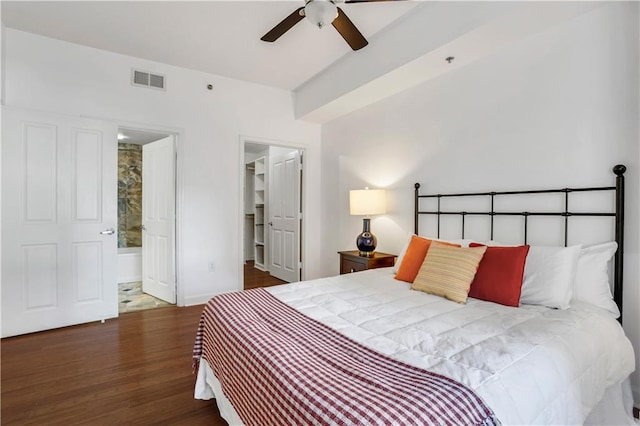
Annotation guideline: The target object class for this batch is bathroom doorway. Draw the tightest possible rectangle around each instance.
[117,127,177,313]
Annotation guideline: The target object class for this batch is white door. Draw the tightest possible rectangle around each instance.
[268,151,301,282]
[142,136,176,303]
[1,107,118,337]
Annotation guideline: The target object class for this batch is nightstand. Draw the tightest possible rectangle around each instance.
[338,250,397,274]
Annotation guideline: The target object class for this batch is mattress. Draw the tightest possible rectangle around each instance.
[195,267,635,425]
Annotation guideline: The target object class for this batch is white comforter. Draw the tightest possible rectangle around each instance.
[262,268,635,425]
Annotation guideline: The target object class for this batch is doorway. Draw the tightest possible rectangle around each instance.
[242,140,304,290]
[117,127,177,313]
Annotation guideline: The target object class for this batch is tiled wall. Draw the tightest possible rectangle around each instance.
[118,143,142,248]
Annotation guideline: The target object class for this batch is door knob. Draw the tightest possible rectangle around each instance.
[100,228,115,235]
[268,222,273,226]
[141,224,146,231]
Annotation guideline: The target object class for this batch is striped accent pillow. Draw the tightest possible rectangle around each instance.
[412,242,487,303]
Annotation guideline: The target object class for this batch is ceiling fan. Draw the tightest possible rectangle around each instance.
[261,0,402,51]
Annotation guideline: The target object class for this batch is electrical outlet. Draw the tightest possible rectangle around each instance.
[208,262,216,272]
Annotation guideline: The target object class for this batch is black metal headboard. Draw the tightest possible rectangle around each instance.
[414,165,626,321]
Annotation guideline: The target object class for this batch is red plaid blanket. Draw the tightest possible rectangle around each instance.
[193,288,500,426]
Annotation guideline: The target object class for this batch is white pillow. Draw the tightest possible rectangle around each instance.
[393,233,473,274]
[393,233,414,274]
[485,240,516,246]
[573,242,619,317]
[520,245,581,310]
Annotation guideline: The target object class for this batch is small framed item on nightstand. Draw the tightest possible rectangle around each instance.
[338,251,396,274]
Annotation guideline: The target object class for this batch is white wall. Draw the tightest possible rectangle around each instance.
[3,29,322,305]
[321,3,640,404]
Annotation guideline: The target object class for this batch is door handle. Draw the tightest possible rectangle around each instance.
[141,224,146,231]
[268,222,273,226]
[100,228,115,235]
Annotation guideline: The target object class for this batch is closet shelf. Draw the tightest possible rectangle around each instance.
[253,156,267,271]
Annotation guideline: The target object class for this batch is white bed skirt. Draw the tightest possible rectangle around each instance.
[195,358,243,426]
[195,357,636,426]
[584,376,637,426]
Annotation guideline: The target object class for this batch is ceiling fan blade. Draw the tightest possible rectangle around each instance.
[260,7,305,42]
[332,8,368,51]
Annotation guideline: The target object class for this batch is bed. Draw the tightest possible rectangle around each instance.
[193,165,636,425]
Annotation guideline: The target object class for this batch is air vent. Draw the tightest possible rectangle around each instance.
[131,69,166,90]
[149,73,165,89]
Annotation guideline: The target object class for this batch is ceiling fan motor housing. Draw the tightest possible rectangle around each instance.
[304,0,338,29]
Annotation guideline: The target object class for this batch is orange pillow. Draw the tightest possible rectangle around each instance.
[468,243,530,307]
[395,236,460,283]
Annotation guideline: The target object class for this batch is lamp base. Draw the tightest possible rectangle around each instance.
[356,218,377,257]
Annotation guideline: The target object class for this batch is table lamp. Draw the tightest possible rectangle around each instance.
[349,188,386,257]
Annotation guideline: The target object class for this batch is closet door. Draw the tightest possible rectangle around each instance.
[2,107,118,337]
[268,151,300,283]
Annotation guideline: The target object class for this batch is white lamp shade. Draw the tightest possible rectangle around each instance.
[350,189,386,216]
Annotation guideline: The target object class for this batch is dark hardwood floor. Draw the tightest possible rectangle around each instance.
[243,260,287,290]
[1,305,226,425]
[1,263,288,425]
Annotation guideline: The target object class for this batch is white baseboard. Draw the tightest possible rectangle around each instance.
[118,274,142,284]
[183,293,216,306]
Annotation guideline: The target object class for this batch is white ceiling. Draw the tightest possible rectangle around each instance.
[2,1,604,123]
[295,1,604,122]
[1,0,419,91]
